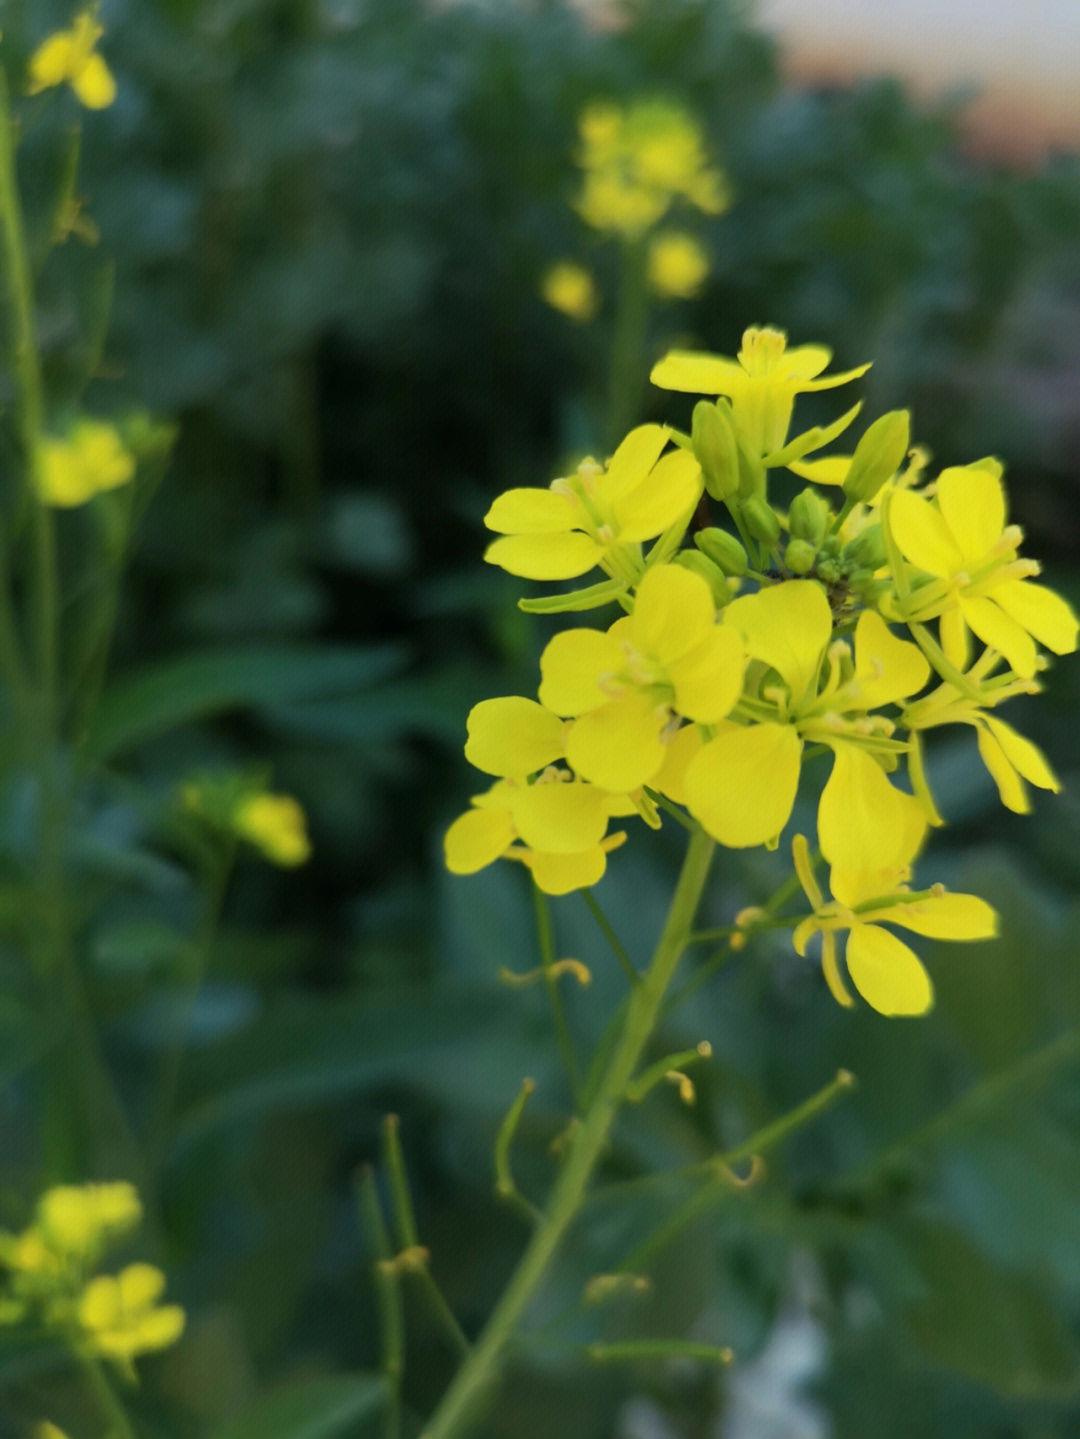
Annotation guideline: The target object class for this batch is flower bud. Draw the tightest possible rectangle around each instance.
[788,488,830,547]
[741,494,781,548]
[784,538,817,575]
[843,523,887,572]
[692,399,739,501]
[843,410,910,504]
[694,526,748,576]
[673,549,733,606]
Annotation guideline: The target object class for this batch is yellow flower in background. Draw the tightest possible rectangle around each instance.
[575,99,729,236]
[232,792,312,867]
[647,231,710,299]
[791,835,997,1016]
[36,1183,142,1262]
[33,1424,70,1439]
[652,326,871,458]
[27,12,117,109]
[37,420,135,507]
[542,262,599,321]
[78,1263,185,1371]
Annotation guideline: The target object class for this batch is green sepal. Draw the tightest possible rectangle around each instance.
[692,398,740,501]
[843,409,911,503]
[518,578,629,613]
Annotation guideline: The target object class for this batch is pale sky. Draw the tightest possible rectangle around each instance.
[756,0,1080,158]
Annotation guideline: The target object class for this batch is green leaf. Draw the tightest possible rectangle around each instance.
[83,644,408,760]
[205,1374,387,1439]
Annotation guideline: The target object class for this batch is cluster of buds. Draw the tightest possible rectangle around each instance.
[446,326,1078,1016]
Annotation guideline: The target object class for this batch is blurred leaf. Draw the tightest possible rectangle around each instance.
[84,643,408,759]
[205,1372,387,1439]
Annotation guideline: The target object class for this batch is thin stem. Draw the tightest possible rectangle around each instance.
[420,830,715,1439]
[606,234,650,449]
[532,885,582,1104]
[580,890,640,985]
[358,1168,404,1439]
[79,1354,136,1439]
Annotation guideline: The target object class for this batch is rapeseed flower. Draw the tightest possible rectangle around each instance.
[647,232,710,299]
[484,424,702,584]
[684,581,928,849]
[27,12,116,109]
[887,461,1078,679]
[542,262,599,321]
[791,835,997,1016]
[37,420,135,507]
[651,326,870,459]
[538,564,745,792]
[77,1263,185,1374]
[232,792,312,867]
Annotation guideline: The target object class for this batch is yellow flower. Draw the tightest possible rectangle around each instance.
[575,100,729,236]
[542,262,599,321]
[538,564,745,792]
[37,420,135,507]
[34,1424,70,1439]
[232,793,312,867]
[684,582,929,849]
[27,13,117,109]
[484,424,702,584]
[886,461,1078,679]
[647,232,710,299]
[651,326,871,458]
[78,1263,185,1369]
[791,835,997,1016]
[36,1183,142,1262]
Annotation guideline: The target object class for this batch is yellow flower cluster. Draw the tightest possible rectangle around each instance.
[447,325,1079,1016]
[543,100,726,320]
[26,12,116,110]
[36,419,135,508]
[0,1182,184,1379]
[183,779,312,867]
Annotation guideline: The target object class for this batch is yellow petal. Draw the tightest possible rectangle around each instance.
[961,595,1036,679]
[786,454,851,486]
[724,580,831,705]
[444,806,515,872]
[631,563,716,662]
[992,578,1079,656]
[684,722,802,848]
[509,780,610,852]
[649,723,704,805]
[485,486,583,534]
[538,627,625,715]
[667,623,745,722]
[885,893,998,940]
[935,465,1005,562]
[520,845,609,894]
[27,33,77,90]
[464,697,565,776]
[565,691,667,791]
[889,489,963,577]
[982,714,1059,792]
[613,448,702,542]
[975,722,1029,813]
[483,531,602,580]
[851,611,930,708]
[650,350,748,397]
[602,424,671,501]
[939,603,972,672]
[844,922,933,1016]
[71,52,116,109]
[819,742,926,875]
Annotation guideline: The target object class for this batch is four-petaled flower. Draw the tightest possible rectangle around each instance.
[27,13,117,110]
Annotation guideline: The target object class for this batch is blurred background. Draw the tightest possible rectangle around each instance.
[3,0,1080,1434]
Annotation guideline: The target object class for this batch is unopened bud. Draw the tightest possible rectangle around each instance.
[673,549,732,607]
[741,494,781,547]
[843,410,910,503]
[788,488,830,547]
[844,523,887,571]
[694,526,748,576]
[785,538,817,575]
[692,399,740,501]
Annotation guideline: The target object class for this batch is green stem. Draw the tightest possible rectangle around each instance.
[532,885,582,1104]
[606,235,650,449]
[79,1354,137,1439]
[420,830,715,1439]
[358,1167,404,1439]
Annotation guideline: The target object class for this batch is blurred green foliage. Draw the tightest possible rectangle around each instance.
[2,0,1080,1434]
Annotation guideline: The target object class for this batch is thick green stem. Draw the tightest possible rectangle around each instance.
[421,830,715,1439]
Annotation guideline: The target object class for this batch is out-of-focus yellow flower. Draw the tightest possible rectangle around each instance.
[36,1183,142,1263]
[37,420,135,507]
[78,1263,185,1370]
[232,792,312,867]
[542,262,599,321]
[26,13,117,109]
[575,99,729,237]
[33,1424,70,1439]
[647,232,710,299]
